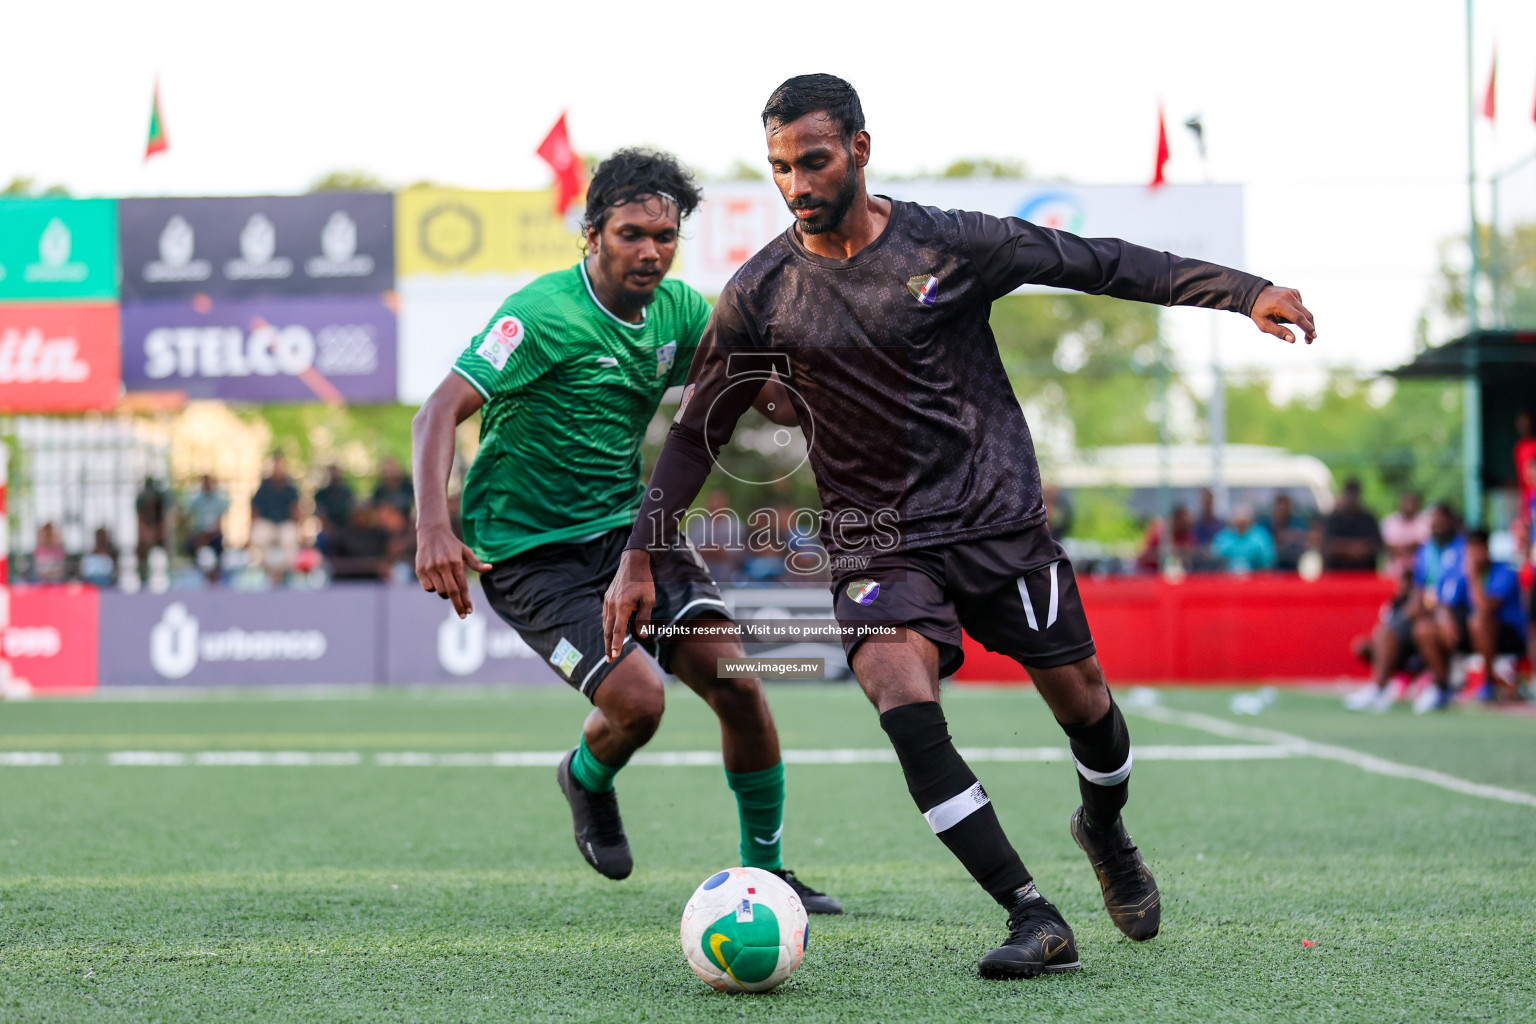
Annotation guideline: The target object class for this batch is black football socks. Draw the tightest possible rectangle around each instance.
[879,700,1033,907]
[1061,699,1131,834]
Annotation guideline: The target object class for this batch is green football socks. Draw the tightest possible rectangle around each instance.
[570,734,621,794]
[726,762,786,871]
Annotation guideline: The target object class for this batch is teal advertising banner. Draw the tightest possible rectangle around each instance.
[0,198,119,301]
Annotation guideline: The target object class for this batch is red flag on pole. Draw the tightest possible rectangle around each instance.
[1481,49,1497,122]
[144,79,169,161]
[1150,103,1170,188]
[536,112,584,216]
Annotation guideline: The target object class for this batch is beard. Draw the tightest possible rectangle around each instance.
[597,248,662,313]
[787,156,860,236]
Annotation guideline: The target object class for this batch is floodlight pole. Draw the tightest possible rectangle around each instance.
[1463,0,1483,527]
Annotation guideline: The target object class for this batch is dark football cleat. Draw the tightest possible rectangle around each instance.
[556,748,632,880]
[979,888,1082,979]
[1070,806,1160,940]
[772,869,843,915]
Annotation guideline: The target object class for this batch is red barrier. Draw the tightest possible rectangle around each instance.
[954,573,1396,684]
[7,585,100,694]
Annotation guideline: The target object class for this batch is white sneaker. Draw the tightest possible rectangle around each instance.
[1343,684,1384,711]
[1365,686,1397,713]
[1412,684,1451,714]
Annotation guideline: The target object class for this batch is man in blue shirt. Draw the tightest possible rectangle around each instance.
[1419,529,1528,702]
[1211,505,1276,574]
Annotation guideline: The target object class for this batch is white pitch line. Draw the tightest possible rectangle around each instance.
[0,745,1295,768]
[1128,703,1536,809]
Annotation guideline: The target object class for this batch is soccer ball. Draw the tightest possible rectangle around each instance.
[679,866,808,993]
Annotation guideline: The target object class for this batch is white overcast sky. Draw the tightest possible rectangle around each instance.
[6,0,1536,391]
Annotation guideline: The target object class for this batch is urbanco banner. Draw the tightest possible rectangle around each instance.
[120,296,397,403]
[118,194,394,302]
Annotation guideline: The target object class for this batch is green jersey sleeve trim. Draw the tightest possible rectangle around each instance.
[451,363,491,400]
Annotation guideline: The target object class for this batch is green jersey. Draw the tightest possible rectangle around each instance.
[453,261,710,563]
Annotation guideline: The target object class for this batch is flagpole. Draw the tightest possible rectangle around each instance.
[1463,0,1483,528]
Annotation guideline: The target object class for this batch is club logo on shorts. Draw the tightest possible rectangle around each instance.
[549,637,582,678]
[656,340,677,379]
[847,579,880,606]
[906,274,938,306]
[477,316,524,370]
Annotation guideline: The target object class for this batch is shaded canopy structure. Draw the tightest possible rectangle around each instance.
[1389,330,1536,514]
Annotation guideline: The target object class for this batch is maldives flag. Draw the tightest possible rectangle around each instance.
[1150,103,1170,188]
[144,80,168,161]
[536,112,584,216]
[1481,49,1497,122]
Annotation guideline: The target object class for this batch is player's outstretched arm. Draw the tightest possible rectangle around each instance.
[603,548,657,662]
[1249,286,1317,345]
[412,373,492,618]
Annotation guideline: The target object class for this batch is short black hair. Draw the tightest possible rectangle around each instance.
[1467,527,1491,546]
[582,148,702,237]
[761,74,865,145]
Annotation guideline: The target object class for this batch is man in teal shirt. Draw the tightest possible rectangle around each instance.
[411,149,838,912]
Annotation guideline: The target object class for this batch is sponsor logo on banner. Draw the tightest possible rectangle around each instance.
[395,189,581,276]
[0,197,118,300]
[6,585,100,693]
[476,316,523,370]
[150,602,326,679]
[143,215,212,283]
[224,213,293,281]
[436,612,536,676]
[119,194,394,300]
[0,304,121,412]
[121,297,396,403]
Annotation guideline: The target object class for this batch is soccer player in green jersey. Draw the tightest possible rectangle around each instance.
[411,149,839,912]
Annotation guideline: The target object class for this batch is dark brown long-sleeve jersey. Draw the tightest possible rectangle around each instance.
[627,199,1270,562]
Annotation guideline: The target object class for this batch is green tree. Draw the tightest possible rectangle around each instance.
[940,157,1029,180]
[309,170,391,192]
[2,176,69,196]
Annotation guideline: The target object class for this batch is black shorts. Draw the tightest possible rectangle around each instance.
[829,524,1095,678]
[479,526,728,700]
[1452,609,1528,657]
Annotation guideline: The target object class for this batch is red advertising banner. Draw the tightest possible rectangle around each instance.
[0,303,122,412]
[7,584,100,693]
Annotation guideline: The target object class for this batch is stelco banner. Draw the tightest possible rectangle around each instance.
[395,188,582,277]
[0,198,118,301]
[0,303,122,412]
[118,194,395,302]
[120,296,397,403]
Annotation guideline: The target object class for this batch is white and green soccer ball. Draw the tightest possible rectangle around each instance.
[679,866,808,993]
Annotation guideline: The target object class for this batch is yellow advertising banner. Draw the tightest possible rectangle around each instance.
[395,188,584,277]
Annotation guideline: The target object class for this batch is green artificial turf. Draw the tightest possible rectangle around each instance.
[1,685,1533,1023]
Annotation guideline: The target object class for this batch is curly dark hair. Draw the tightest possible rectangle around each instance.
[581,148,703,239]
[761,74,864,145]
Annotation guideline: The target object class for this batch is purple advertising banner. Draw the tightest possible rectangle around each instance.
[98,588,383,687]
[118,194,394,302]
[383,587,554,685]
[120,296,397,403]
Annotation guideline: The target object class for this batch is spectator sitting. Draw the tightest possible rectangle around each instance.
[1137,505,1196,573]
[1417,528,1527,704]
[134,475,169,582]
[1212,505,1276,573]
[1380,490,1429,580]
[313,465,356,555]
[31,522,67,583]
[1191,487,1224,547]
[328,505,393,581]
[1515,409,1536,526]
[1264,493,1310,571]
[78,527,118,587]
[250,453,301,585]
[183,474,229,583]
[375,502,416,583]
[372,456,415,521]
[1322,478,1382,571]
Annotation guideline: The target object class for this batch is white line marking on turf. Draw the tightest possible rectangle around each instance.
[1128,704,1536,809]
[0,745,1295,768]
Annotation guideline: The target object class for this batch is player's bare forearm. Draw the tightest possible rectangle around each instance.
[412,373,490,616]
[1249,286,1317,345]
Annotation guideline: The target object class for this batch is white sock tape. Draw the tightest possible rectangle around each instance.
[1074,750,1133,787]
[922,781,990,833]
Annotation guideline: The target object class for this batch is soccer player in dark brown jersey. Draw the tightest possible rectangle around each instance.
[605,74,1317,979]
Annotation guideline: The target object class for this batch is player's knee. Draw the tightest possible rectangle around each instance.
[607,677,666,740]
[706,675,768,722]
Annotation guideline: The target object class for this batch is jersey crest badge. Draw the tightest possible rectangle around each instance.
[478,315,524,370]
[656,340,677,379]
[906,274,938,306]
[846,579,880,606]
